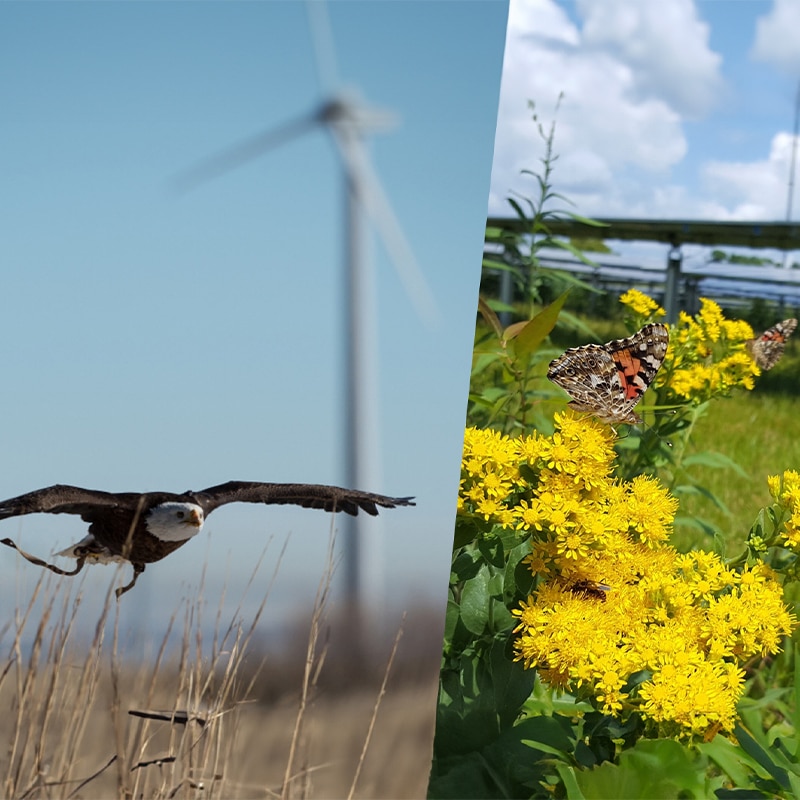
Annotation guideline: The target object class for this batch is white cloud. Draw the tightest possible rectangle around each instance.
[489,0,799,227]
[489,0,721,216]
[751,0,800,77]
[702,132,798,220]
[577,0,724,117]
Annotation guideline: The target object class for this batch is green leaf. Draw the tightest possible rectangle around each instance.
[792,643,800,744]
[506,539,534,599]
[673,515,718,536]
[507,196,529,223]
[442,598,461,649]
[427,754,500,799]
[430,714,574,799]
[682,450,749,478]
[478,535,509,570]
[749,505,783,541]
[460,566,491,636]
[482,257,520,274]
[733,723,792,790]
[698,734,764,789]
[574,739,714,799]
[453,518,482,551]
[477,295,505,341]
[672,482,731,514]
[549,308,603,338]
[543,237,601,268]
[566,213,610,228]
[558,764,587,800]
[489,638,535,728]
[507,290,571,361]
[481,297,516,313]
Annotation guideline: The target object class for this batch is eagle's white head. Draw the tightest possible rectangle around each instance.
[146,502,204,542]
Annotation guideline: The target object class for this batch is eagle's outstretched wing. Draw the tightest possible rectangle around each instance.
[0,484,139,520]
[190,482,415,517]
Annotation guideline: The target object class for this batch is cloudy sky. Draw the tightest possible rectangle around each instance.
[0,2,508,638]
[489,0,800,227]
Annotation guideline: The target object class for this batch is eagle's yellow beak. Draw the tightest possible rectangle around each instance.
[185,508,203,527]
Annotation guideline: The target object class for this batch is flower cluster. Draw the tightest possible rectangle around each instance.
[459,416,795,739]
[621,292,760,403]
[619,288,665,322]
[458,426,521,526]
[767,469,800,551]
[459,414,617,532]
[661,298,759,401]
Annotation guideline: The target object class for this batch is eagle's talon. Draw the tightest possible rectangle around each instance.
[1,481,414,593]
[60,556,86,577]
[115,563,145,598]
[0,537,86,576]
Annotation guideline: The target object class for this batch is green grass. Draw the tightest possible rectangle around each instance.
[536,309,800,554]
[673,389,800,551]
[665,345,800,552]
[539,307,800,549]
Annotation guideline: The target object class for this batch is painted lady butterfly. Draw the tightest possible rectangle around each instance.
[547,323,669,425]
[745,318,797,371]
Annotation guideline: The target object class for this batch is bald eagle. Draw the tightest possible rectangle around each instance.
[0,481,413,596]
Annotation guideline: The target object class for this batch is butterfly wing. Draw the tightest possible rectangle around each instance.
[747,318,797,370]
[547,343,631,423]
[547,323,669,425]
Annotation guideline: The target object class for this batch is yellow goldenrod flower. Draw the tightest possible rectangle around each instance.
[697,298,725,342]
[619,288,666,319]
[458,416,796,740]
[761,470,800,553]
[620,291,760,404]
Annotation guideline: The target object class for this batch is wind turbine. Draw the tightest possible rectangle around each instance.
[173,3,436,638]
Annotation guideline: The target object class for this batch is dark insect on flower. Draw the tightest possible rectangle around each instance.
[567,579,610,602]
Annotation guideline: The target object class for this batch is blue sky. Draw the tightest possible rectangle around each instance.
[489,0,800,264]
[0,2,509,635]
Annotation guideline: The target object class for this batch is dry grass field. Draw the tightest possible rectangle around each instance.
[1,559,444,799]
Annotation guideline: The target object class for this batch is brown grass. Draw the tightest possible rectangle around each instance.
[0,531,442,799]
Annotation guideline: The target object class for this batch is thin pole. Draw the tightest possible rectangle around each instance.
[787,80,800,223]
[340,121,383,663]
[342,141,363,630]
[784,80,800,268]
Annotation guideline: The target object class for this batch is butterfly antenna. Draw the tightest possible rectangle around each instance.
[640,416,674,449]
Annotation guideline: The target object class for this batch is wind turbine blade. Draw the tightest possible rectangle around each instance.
[306,0,340,95]
[172,111,321,192]
[330,132,440,326]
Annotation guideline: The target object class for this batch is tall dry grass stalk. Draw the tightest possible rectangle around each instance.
[280,526,337,799]
[346,613,406,800]
[1,523,435,799]
[1,534,289,798]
